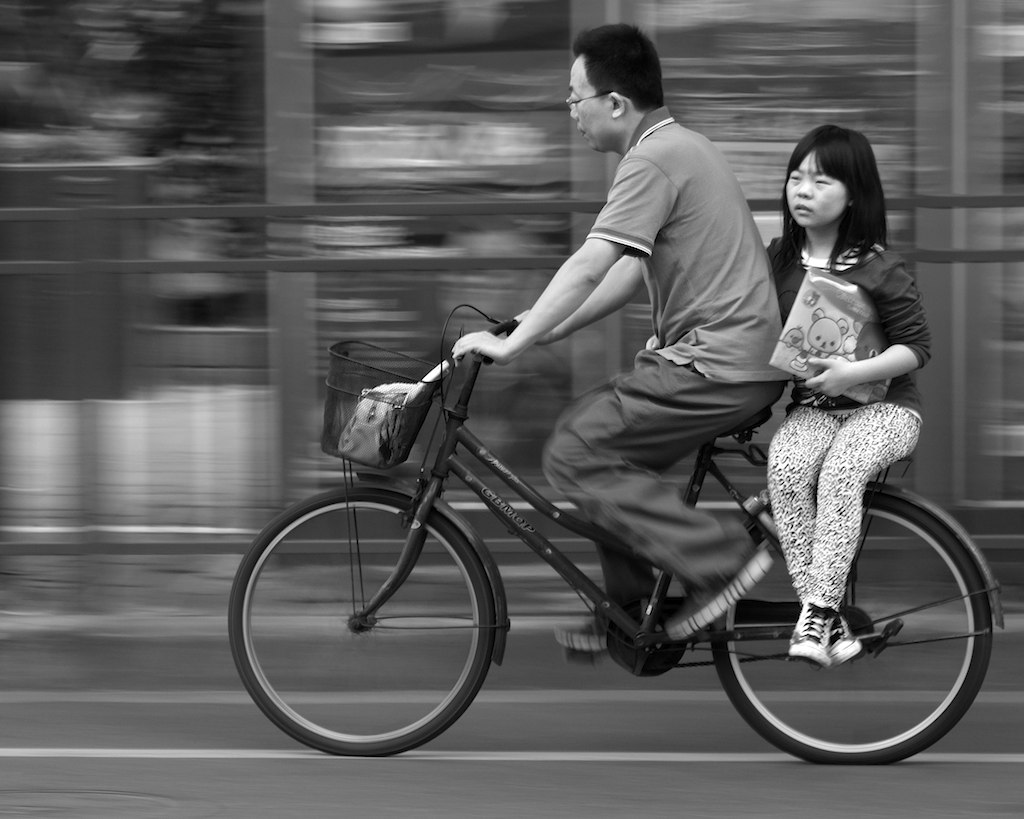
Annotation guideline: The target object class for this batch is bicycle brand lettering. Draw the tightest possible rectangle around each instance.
[481,487,535,533]
[482,452,521,484]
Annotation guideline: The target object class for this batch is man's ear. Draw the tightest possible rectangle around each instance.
[609,92,627,118]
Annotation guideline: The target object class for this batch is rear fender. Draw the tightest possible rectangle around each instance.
[868,483,1004,628]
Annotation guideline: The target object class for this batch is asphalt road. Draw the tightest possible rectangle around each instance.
[0,614,1022,818]
[0,550,1020,817]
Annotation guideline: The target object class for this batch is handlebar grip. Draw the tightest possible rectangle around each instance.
[488,317,519,338]
[478,317,519,364]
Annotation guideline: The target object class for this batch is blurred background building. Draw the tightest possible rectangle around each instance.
[0,0,1021,554]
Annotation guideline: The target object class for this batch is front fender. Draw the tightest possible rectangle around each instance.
[432,497,510,665]
[352,475,511,663]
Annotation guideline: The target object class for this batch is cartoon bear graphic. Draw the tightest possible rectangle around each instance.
[782,308,850,372]
[849,320,887,362]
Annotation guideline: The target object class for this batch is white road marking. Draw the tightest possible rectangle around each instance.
[0,749,1021,763]
[0,689,1022,705]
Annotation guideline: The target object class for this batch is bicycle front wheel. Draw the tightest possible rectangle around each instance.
[228,485,497,756]
[713,490,994,764]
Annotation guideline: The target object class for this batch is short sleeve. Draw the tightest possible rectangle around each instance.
[587,155,676,257]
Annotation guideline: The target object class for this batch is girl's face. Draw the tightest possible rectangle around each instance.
[786,152,851,233]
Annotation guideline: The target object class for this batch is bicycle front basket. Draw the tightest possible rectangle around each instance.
[321,341,441,469]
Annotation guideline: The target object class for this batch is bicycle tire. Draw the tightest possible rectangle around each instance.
[713,488,993,764]
[228,485,497,756]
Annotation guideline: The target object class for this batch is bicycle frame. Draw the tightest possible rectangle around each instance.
[351,326,1003,663]
[355,347,781,653]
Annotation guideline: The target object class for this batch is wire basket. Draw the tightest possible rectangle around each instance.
[321,341,445,469]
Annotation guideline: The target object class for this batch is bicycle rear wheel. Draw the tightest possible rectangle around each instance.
[713,489,994,764]
[228,485,497,756]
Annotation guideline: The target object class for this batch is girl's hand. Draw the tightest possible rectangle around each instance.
[451,331,516,365]
[804,356,861,397]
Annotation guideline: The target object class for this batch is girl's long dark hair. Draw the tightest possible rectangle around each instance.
[777,124,888,272]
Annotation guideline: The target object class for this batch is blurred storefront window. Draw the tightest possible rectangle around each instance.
[976,3,1024,502]
[0,0,271,537]
[308,0,577,477]
[2,0,1024,545]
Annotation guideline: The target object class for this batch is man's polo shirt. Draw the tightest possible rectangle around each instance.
[588,108,786,383]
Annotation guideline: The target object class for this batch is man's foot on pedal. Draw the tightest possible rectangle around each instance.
[663,546,773,640]
[553,619,607,662]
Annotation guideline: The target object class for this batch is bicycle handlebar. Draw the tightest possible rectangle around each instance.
[448,317,519,412]
[487,317,520,338]
[474,317,519,365]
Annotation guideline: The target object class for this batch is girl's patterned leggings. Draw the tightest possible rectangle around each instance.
[767,403,922,610]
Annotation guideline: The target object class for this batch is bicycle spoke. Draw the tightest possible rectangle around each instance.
[865,586,997,627]
[229,487,496,756]
[712,492,992,764]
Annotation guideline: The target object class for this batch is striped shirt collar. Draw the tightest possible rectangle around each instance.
[627,107,676,152]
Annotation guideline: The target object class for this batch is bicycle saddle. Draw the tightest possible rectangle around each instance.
[718,406,774,440]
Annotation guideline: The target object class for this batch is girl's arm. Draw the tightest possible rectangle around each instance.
[870,254,931,366]
[805,345,919,398]
[807,254,929,397]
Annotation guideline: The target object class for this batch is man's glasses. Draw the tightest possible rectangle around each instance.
[565,91,611,109]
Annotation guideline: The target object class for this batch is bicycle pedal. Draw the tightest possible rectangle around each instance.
[867,618,903,657]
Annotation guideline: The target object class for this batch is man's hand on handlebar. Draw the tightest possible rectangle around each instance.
[451,330,517,366]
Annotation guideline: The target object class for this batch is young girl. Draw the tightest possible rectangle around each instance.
[766,125,931,668]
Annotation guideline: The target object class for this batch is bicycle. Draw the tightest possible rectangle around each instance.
[228,317,1003,764]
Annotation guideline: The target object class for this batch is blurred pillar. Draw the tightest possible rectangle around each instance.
[0,160,153,537]
[265,0,315,503]
[0,162,152,400]
[914,0,1004,508]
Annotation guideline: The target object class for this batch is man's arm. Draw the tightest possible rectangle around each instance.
[535,252,644,344]
[452,238,624,364]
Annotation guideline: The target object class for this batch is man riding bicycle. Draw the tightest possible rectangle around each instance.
[452,23,787,651]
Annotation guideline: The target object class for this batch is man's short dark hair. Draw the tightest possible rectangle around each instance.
[572,24,664,111]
